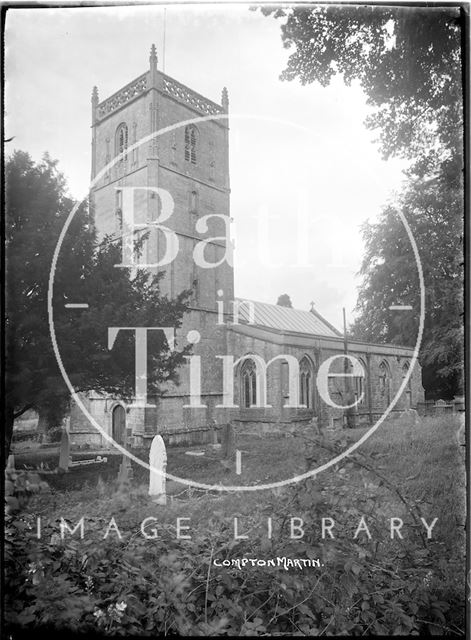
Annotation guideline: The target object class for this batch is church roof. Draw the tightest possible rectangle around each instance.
[234,299,342,338]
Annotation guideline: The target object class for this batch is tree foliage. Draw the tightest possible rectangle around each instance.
[5,151,191,452]
[352,178,463,397]
[276,293,293,308]
[262,4,464,397]
[261,5,463,164]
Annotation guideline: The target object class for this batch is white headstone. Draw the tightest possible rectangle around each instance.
[149,435,167,505]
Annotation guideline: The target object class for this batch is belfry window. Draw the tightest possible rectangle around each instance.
[115,123,128,158]
[184,125,198,164]
[241,359,257,408]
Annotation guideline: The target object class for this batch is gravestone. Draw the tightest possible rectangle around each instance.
[6,454,15,471]
[58,430,70,472]
[223,423,235,459]
[117,455,133,491]
[149,435,167,505]
[206,422,221,452]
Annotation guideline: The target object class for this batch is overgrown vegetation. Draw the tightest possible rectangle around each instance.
[5,415,465,635]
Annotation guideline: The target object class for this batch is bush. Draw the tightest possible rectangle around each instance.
[47,427,63,443]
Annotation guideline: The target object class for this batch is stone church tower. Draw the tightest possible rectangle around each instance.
[72,45,234,446]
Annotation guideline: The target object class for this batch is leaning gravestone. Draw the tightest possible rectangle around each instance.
[149,435,167,505]
[58,430,70,472]
[223,423,235,460]
[6,454,15,471]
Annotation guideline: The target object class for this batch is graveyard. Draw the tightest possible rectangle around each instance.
[5,412,466,636]
[10,423,335,492]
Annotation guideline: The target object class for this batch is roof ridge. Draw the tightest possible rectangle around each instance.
[234,297,341,337]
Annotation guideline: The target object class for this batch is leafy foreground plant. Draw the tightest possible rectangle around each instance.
[5,428,465,637]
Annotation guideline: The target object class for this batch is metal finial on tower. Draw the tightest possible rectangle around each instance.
[221,86,229,111]
[310,301,315,313]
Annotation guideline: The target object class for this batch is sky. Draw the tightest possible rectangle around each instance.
[5,3,409,331]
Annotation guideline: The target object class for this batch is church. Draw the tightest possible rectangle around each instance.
[69,45,424,448]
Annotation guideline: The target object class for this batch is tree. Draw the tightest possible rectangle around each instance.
[276,293,293,308]
[260,5,463,163]
[352,179,463,398]
[262,4,464,397]
[5,151,192,455]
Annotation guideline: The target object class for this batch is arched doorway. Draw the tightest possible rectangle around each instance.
[112,405,126,445]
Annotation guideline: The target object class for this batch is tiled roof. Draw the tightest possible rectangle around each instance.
[234,299,341,338]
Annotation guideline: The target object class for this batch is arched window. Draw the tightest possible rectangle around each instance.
[354,358,367,406]
[240,358,257,408]
[379,361,391,405]
[115,123,128,158]
[299,356,313,409]
[402,361,412,407]
[184,125,198,164]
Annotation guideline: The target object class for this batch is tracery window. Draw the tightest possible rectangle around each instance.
[115,123,128,158]
[379,361,391,404]
[402,361,412,407]
[299,356,313,409]
[240,358,257,408]
[184,125,198,164]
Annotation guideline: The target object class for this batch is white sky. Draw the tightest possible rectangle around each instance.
[5,3,408,331]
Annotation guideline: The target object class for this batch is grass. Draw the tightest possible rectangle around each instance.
[20,414,465,547]
[10,413,466,635]
[364,413,466,547]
